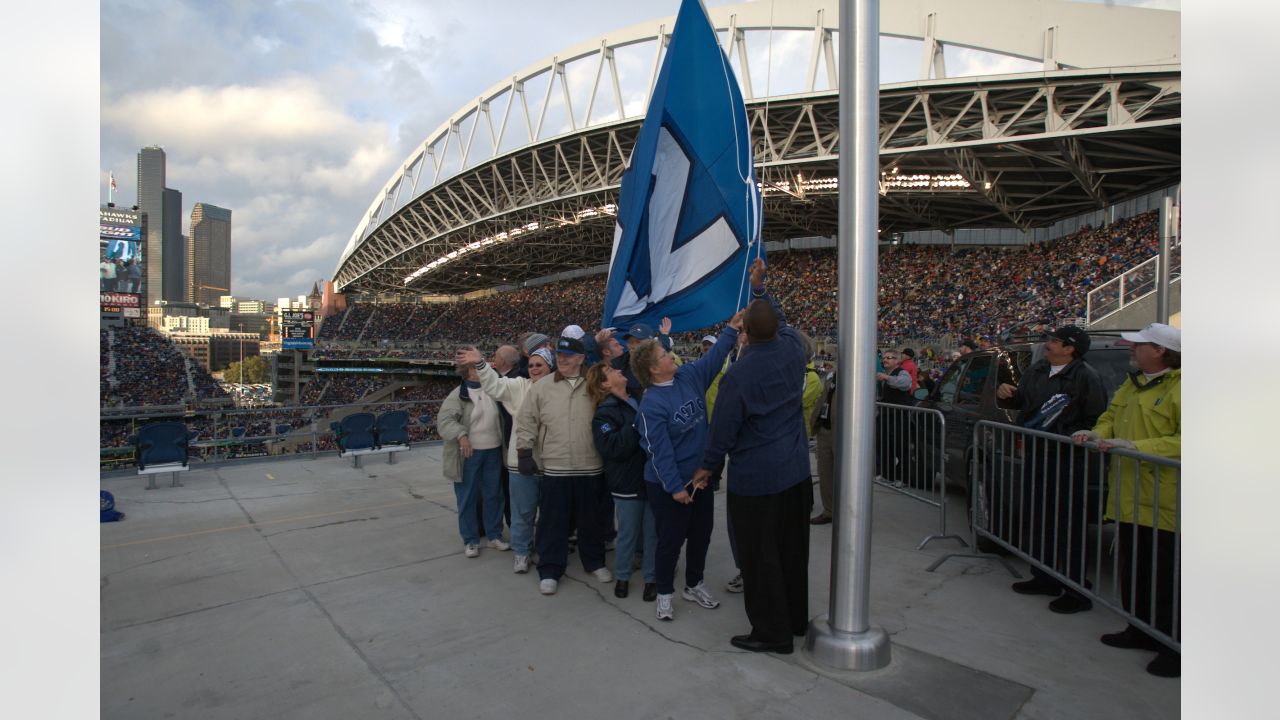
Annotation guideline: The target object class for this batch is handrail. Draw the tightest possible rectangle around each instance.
[1085,244,1182,326]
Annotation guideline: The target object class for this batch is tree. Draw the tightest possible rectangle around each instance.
[224,355,271,384]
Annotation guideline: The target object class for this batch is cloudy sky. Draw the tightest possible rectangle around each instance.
[99,0,1178,302]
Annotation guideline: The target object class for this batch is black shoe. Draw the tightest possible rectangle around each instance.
[1011,578,1063,596]
[642,582,658,602]
[1100,626,1161,651]
[614,580,629,599]
[731,634,794,655]
[1147,651,1180,678]
[1048,591,1093,614]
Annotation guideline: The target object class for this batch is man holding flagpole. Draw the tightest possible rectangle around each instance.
[694,258,812,654]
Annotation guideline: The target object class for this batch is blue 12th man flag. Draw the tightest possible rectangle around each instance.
[602,0,763,333]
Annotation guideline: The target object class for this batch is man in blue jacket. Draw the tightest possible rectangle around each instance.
[693,258,811,654]
[633,308,743,622]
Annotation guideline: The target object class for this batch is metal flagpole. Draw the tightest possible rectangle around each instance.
[1156,195,1174,324]
[803,0,891,671]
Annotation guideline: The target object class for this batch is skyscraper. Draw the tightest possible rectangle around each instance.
[163,187,185,301]
[136,146,188,304]
[188,203,232,306]
[136,146,166,306]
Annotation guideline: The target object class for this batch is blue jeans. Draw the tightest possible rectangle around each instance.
[454,447,504,545]
[508,471,541,556]
[613,497,656,582]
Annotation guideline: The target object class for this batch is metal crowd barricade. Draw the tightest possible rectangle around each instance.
[873,402,967,549]
[930,420,1180,654]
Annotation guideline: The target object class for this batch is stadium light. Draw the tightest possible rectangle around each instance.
[402,203,619,284]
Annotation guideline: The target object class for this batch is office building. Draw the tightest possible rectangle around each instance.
[188,202,232,306]
[164,188,184,301]
[136,146,166,306]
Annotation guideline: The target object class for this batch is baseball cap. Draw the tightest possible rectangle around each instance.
[961,339,978,350]
[1119,323,1181,352]
[530,347,556,368]
[561,324,585,340]
[522,333,550,355]
[555,336,585,355]
[621,322,655,340]
[701,335,717,345]
[1046,326,1091,355]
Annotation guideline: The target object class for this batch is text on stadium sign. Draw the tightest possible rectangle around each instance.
[100,292,141,307]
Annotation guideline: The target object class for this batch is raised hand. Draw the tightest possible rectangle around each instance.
[727,308,746,331]
[749,257,766,289]
[594,328,618,360]
[659,317,673,335]
[455,347,483,366]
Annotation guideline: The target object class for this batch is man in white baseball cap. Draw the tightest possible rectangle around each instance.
[1118,322,1181,352]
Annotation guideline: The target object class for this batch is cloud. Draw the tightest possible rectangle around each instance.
[946,47,1042,78]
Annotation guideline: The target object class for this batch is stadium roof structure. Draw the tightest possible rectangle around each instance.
[335,0,1180,296]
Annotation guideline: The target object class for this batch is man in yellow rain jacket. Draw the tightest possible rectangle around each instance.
[1073,322,1180,678]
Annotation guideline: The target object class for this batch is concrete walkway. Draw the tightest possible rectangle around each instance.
[100,447,1179,719]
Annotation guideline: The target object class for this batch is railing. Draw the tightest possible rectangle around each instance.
[100,399,445,473]
[873,402,966,549]
[931,421,1180,653]
[1086,243,1182,325]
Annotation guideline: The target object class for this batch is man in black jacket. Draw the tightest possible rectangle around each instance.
[996,326,1107,613]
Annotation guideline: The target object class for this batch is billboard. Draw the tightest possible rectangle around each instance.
[100,221,143,295]
[100,292,142,318]
[281,310,315,350]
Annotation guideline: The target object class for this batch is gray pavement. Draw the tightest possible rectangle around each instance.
[101,447,1179,719]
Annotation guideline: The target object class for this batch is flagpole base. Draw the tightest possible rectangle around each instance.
[802,615,891,671]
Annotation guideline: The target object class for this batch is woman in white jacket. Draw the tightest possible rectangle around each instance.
[456,345,554,574]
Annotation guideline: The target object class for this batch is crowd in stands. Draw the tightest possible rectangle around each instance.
[316,211,1158,351]
[191,363,231,404]
[101,211,1161,467]
[108,327,189,407]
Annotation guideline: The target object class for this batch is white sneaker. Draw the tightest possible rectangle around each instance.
[539,578,558,595]
[682,582,721,609]
[592,567,614,583]
[487,537,511,551]
[513,555,530,574]
[464,543,480,558]
[655,592,675,621]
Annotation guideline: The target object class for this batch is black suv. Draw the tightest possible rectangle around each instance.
[914,331,1134,551]
[916,332,1133,487]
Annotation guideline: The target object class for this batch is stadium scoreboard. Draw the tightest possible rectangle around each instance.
[281,310,315,349]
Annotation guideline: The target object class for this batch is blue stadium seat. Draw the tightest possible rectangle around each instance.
[231,426,247,439]
[336,413,376,453]
[417,415,432,426]
[375,411,410,448]
[136,421,189,471]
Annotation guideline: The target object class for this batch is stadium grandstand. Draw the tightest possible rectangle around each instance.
[102,0,1181,471]
[332,0,1177,324]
